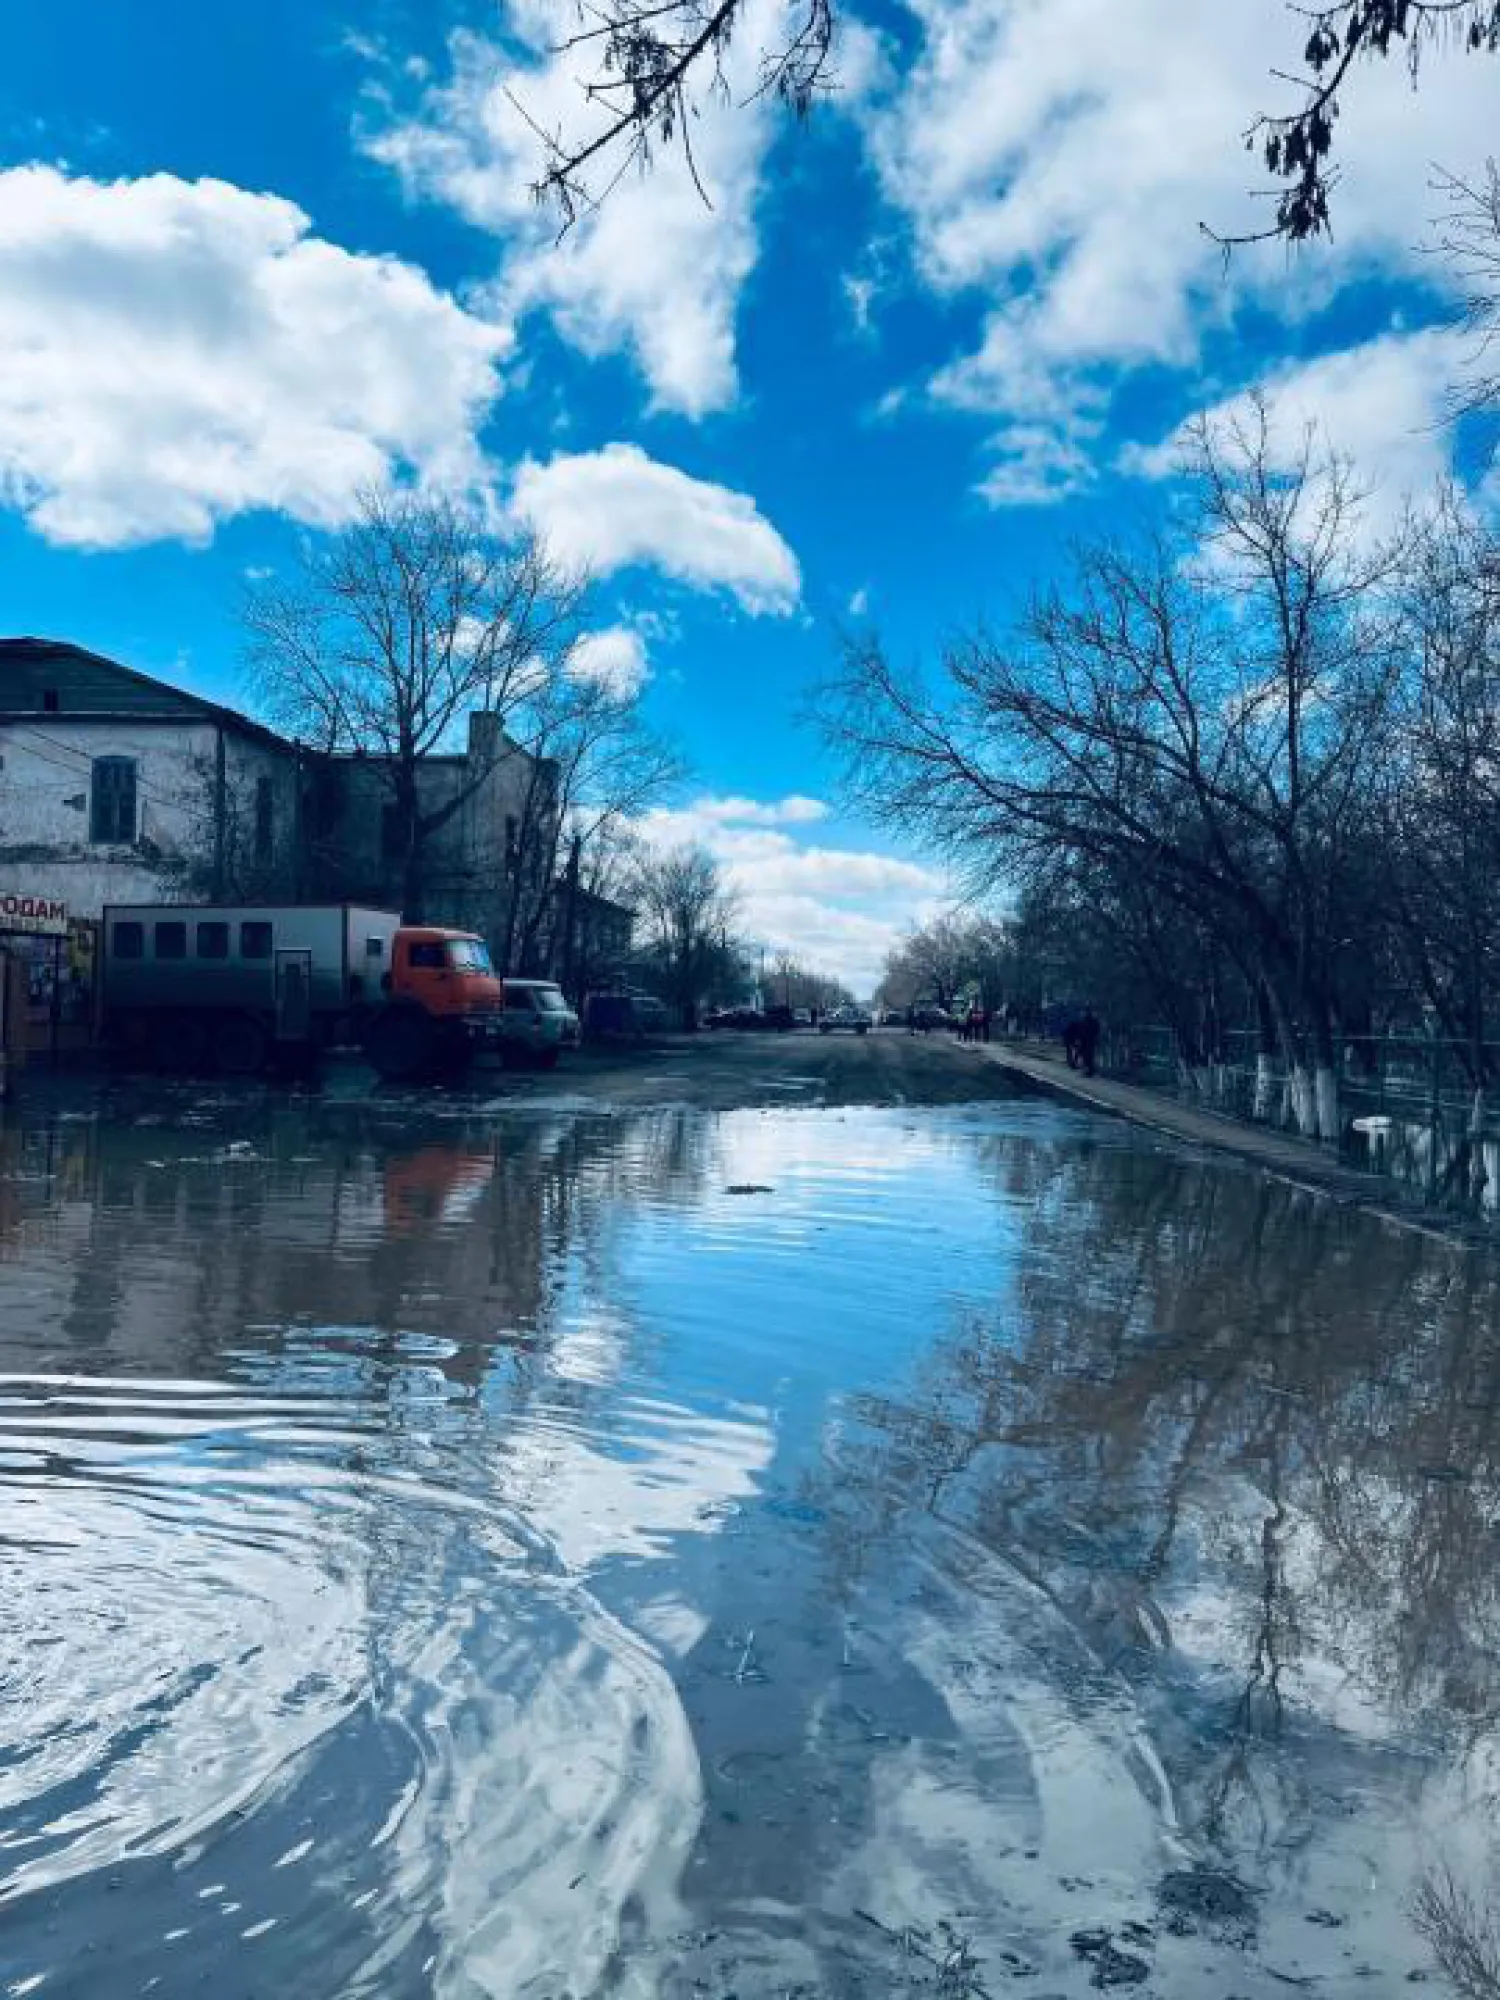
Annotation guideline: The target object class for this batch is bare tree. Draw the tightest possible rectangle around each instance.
[628,843,741,1026]
[497,666,685,976]
[822,407,1406,1138]
[245,487,585,918]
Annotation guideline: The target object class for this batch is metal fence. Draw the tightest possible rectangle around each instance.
[1103,1023,1500,1219]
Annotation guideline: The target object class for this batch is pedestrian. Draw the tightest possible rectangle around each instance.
[1077,1007,1101,1078]
[967,1003,983,1045]
[1064,1008,1088,1072]
[907,1005,916,1036]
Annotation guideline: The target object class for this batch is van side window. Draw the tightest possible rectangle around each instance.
[197,921,229,959]
[241,921,273,960]
[113,921,144,960]
[155,921,187,960]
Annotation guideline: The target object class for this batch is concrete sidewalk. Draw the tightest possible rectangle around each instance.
[979,1036,1460,1230]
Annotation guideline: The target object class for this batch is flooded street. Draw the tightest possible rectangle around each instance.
[2,1043,1497,1997]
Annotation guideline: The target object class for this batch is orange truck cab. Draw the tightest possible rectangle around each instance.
[364,926,505,1081]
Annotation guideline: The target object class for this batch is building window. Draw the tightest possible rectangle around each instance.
[113,920,144,960]
[240,921,273,960]
[381,803,407,861]
[42,689,59,713]
[254,774,274,864]
[90,757,138,845]
[505,815,519,875]
[197,921,230,960]
[154,921,187,960]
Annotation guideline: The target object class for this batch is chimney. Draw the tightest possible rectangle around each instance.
[467,710,501,769]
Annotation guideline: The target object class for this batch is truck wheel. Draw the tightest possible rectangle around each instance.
[365,1010,433,1083]
[215,1015,268,1077]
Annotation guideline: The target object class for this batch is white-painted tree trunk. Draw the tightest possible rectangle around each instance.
[1314,1063,1340,1145]
[1252,1054,1277,1122]
[1288,1064,1317,1137]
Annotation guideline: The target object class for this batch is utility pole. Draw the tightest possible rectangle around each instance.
[561,831,582,1000]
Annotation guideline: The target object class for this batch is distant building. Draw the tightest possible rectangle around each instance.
[0,637,302,915]
[0,638,553,955]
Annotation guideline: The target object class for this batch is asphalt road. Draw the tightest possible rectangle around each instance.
[495,1024,1020,1111]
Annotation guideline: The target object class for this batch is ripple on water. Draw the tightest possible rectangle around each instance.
[0,1375,701,1999]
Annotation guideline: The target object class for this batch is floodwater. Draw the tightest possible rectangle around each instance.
[2,1080,1498,1998]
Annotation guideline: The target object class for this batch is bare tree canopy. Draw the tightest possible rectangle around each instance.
[529,0,834,226]
[244,487,587,914]
[527,0,1498,250]
[1225,0,1500,245]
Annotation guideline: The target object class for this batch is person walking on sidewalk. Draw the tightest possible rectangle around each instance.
[1077,1007,1101,1078]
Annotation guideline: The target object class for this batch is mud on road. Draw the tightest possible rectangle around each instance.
[488,1023,1016,1112]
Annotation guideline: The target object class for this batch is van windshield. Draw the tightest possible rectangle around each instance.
[446,940,493,974]
[531,985,568,1013]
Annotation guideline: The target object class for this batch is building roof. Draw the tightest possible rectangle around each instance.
[0,636,292,753]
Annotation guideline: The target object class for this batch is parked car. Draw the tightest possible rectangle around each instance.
[913,1005,953,1032]
[497,978,580,1068]
[793,1008,812,1027]
[819,1005,872,1035]
[706,1005,761,1030]
[761,1004,797,1032]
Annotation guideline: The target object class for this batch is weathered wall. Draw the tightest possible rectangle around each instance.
[0,718,301,917]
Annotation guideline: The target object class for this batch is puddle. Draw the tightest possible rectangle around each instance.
[0,1085,1496,1995]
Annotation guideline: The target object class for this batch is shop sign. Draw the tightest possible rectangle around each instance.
[0,892,69,937]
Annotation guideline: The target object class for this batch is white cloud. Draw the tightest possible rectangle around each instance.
[1129,326,1469,534]
[568,625,650,700]
[859,0,1498,504]
[848,586,870,617]
[511,444,800,614]
[636,795,946,990]
[692,795,830,828]
[0,165,509,548]
[366,1,794,416]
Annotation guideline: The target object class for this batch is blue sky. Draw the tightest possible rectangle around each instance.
[0,1,1495,985]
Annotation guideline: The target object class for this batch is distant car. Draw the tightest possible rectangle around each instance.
[761,1004,797,1032]
[819,1005,872,1036]
[706,1005,761,1030]
[793,1008,812,1027]
[913,1005,952,1032]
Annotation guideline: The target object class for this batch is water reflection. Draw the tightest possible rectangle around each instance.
[1,1085,1497,1995]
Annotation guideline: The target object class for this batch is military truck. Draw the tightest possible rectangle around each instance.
[99,903,506,1081]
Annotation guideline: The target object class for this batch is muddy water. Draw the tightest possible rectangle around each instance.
[1,1082,1497,1997]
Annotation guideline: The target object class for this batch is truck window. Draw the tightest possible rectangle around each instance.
[155,921,187,960]
[197,921,229,960]
[241,922,273,960]
[365,936,385,958]
[113,921,144,960]
[446,940,493,974]
[407,941,446,969]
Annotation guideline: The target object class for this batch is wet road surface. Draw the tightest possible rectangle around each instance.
[1,1039,1496,1996]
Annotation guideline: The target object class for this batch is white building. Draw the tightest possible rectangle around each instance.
[0,637,302,916]
[0,637,555,956]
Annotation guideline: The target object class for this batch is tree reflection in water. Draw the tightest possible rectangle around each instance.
[811,1134,1500,1963]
